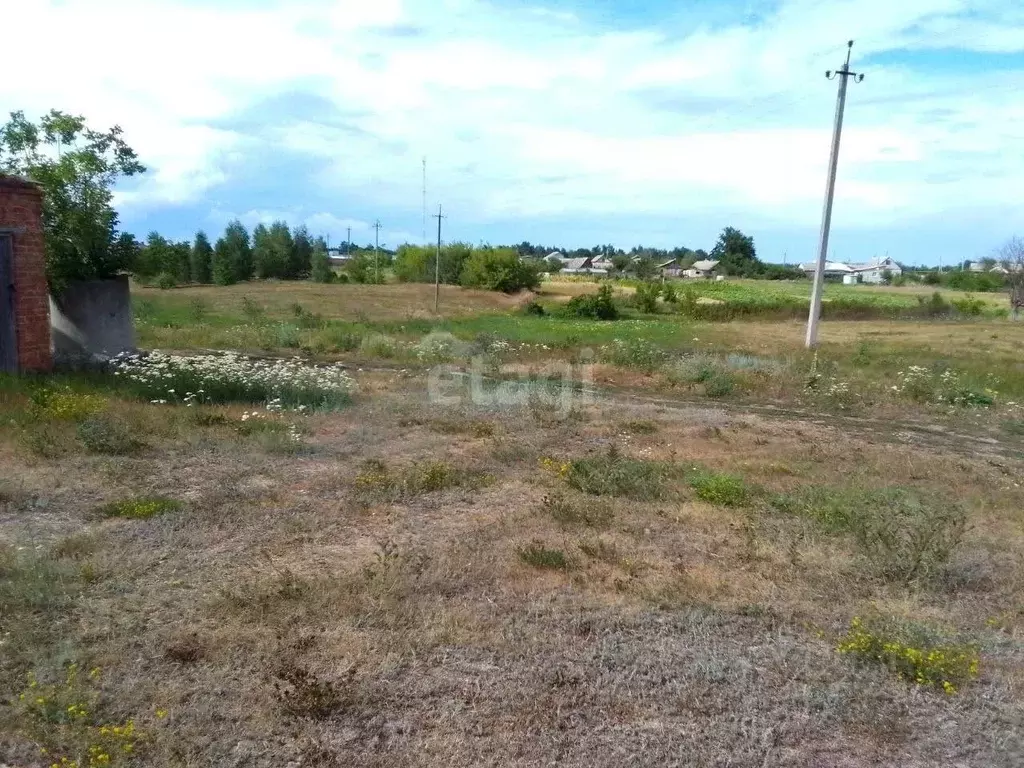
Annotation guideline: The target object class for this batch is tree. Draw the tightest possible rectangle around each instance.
[461,247,542,293]
[136,232,171,281]
[0,109,145,291]
[213,220,251,285]
[310,239,334,283]
[290,225,313,279]
[999,236,1024,320]
[631,257,658,280]
[251,223,272,279]
[191,231,213,284]
[545,256,563,273]
[610,254,631,274]
[710,227,758,276]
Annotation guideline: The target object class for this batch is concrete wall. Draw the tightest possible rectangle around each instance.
[50,275,135,366]
[0,175,52,372]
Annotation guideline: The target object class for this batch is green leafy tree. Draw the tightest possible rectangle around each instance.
[0,109,145,291]
[460,247,542,293]
[135,231,171,281]
[631,257,658,280]
[710,227,759,276]
[310,239,334,283]
[191,231,213,284]
[290,225,313,279]
[393,242,471,284]
[213,220,251,285]
[545,256,564,273]
[251,223,272,278]
[610,254,631,274]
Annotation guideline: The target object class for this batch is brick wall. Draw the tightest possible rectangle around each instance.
[0,176,52,371]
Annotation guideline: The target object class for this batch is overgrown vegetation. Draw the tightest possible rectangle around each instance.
[562,446,676,500]
[836,616,980,694]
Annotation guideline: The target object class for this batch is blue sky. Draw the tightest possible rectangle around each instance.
[6,0,1024,265]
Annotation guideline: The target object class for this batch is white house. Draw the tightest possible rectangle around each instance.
[850,256,902,284]
[800,257,901,284]
[683,259,720,278]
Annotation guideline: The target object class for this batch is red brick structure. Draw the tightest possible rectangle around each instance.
[0,175,52,372]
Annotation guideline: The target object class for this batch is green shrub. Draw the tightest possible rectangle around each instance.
[600,338,667,372]
[703,373,735,398]
[541,493,614,529]
[687,469,749,506]
[771,486,966,583]
[76,416,141,455]
[564,284,618,320]
[155,272,178,290]
[359,333,399,358]
[521,300,546,317]
[633,282,661,313]
[517,541,569,570]
[461,247,542,293]
[188,297,209,322]
[837,616,979,693]
[97,496,182,519]
[566,448,674,500]
[241,295,265,322]
[661,282,678,304]
[273,323,302,349]
[951,295,985,316]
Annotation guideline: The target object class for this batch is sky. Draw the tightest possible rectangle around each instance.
[4,0,1024,265]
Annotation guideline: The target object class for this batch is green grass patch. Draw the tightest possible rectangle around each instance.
[517,541,570,570]
[97,497,183,520]
[354,459,490,501]
[687,469,750,506]
[76,416,143,456]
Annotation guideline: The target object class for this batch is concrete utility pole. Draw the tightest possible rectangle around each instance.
[422,157,427,245]
[345,227,351,257]
[373,220,383,283]
[805,40,864,349]
[433,204,446,313]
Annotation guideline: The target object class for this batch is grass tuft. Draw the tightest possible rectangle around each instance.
[97,496,183,520]
[517,541,570,570]
[687,468,750,507]
[565,447,675,500]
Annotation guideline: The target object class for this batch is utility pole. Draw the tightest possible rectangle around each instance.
[372,220,383,284]
[422,157,427,245]
[345,227,351,258]
[433,204,446,313]
[805,40,864,349]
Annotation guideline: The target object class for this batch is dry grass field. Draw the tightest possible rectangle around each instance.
[3,280,1023,767]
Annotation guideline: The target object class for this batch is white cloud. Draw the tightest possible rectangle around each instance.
[4,0,1024,242]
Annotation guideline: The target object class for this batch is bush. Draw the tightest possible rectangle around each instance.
[951,294,985,316]
[687,469,749,506]
[565,447,674,500]
[633,281,661,313]
[600,338,667,372]
[703,373,735,398]
[155,272,178,290]
[837,616,979,693]
[461,247,542,293]
[771,486,966,583]
[564,284,618,320]
[541,493,614,529]
[661,281,678,304]
[521,300,546,317]
[76,416,141,455]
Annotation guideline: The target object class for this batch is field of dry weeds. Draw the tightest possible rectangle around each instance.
[2,357,1022,766]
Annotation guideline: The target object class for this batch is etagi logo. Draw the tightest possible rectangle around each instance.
[423,333,595,416]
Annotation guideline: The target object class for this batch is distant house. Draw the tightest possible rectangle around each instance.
[546,251,565,262]
[589,258,612,275]
[683,259,720,278]
[851,256,902,284]
[968,261,987,273]
[800,257,901,284]
[561,256,594,274]
[658,258,684,278]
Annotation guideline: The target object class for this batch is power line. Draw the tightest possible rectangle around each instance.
[432,204,446,313]
[806,40,864,349]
